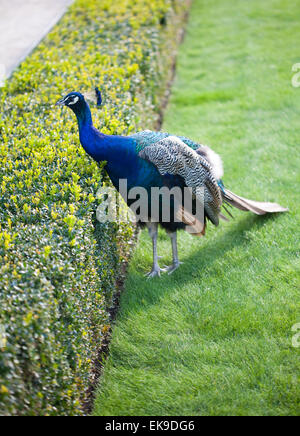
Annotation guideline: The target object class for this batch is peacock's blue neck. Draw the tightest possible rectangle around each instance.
[71,99,107,160]
[72,99,93,130]
[70,100,162,195]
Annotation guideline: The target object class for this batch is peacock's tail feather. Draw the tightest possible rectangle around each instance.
[222,188,289,215]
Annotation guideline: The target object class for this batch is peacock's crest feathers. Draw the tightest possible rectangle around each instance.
[83,88,102,107]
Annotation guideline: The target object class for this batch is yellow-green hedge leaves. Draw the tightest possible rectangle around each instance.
[0,0,189,415]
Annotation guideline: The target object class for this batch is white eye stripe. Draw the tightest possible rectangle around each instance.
[68,96,79,105]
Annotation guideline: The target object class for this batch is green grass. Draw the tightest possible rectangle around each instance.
[93,0,300,416]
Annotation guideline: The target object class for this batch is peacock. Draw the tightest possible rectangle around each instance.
[56,89,288,278]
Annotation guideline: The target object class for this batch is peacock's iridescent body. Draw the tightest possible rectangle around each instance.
[56,91,288,277]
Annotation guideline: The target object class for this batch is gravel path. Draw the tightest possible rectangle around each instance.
[0,0,72,81]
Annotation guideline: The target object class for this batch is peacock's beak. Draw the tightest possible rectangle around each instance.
[55,97,66,106]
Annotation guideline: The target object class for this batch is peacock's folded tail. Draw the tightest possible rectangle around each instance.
[223,189,288,215]
[138,135,223,227]
[131,130,288,226]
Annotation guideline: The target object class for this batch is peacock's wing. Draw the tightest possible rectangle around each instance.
[177,135,203,151]
[130,130,171,153]
[130,130,205,153]
[137,134,223,229]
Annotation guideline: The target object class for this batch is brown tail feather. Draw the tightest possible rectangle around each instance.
[219,213,230,222]
[223,189,288,215]
[176,205,206,236]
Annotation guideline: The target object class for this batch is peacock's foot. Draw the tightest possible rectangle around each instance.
[164,261,183,275]
[145,264,167,278]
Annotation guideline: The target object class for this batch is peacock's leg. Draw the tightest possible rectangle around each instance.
[165,231,183,274]
[145,223,165,278]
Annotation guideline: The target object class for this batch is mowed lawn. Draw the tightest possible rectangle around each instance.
[93,0,300,416]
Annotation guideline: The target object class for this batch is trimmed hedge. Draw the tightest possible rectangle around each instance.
[0,0,189,415]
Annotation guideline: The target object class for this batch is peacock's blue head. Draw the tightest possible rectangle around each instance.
[56,91,85,110]
[56,89,102,127]
[56,88,102,111]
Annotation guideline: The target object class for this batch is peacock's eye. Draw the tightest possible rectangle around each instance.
[68,96,79,106]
